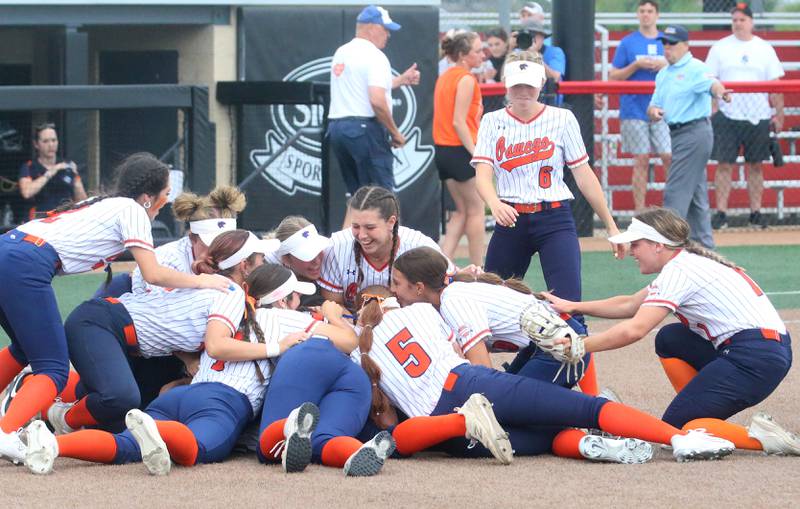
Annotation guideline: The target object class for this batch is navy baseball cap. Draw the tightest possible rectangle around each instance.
[659,25,689,44]
[357,5,401,31]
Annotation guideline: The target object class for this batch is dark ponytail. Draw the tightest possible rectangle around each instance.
[357,285,394,419]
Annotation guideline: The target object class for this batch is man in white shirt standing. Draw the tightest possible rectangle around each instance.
[706,4,784,229]
[327,4,420,204]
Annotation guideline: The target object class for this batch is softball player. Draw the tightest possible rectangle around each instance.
[354,286,736,464]
[254,264,395,476]
[23,264,312,475]
[471,57,622,395]
[266,215,332,307]
[389,246,589,387]
[543,207,799,455]
[319,185,455,311]
[44,230,277,440]
[0,153,230,463]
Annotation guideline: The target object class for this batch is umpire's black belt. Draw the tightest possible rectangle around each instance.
[330,116,376,122]
[667,117,706,132]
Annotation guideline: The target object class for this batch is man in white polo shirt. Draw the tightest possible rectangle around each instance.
[327,4,420,200]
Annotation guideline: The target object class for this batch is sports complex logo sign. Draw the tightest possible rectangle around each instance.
[249,57,434,196]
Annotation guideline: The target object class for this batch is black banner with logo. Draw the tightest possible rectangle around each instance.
[238,5,440,238]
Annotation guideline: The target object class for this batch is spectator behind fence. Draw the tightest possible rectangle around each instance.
[433,31,485,266]
[18,123,87,220]
[610,0,671,212]
[647,25,732,249]
[438,28,466,75]
[706,3,784,230]
[518,2,552,46]
[485,27,510,82]
[327,4,420,228]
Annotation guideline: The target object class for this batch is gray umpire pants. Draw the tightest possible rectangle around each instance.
[663,118,715,249]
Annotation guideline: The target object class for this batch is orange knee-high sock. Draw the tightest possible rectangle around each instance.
[56,430,118,463]
[40,370,81,418]
[64,397,99,429]
[577,354,599,396]
[683,418,763,450]
[598,402,681,445]
[392,414,466,456]
[259,418,287,461]
[0,374,57,433]
[0,346,24,392]
[320,436,363,468]
[551,429,587,459]
[155,420,199,466]
[659,357,698,393]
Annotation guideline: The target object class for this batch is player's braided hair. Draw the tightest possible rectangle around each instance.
[636,208,738,269]
[52,152,169,214]
[349,186,401,287]
[356,285,393,418]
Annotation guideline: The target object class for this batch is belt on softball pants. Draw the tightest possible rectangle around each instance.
[502,200,563,214]
[719,328,789,348]
[103,297,140,354]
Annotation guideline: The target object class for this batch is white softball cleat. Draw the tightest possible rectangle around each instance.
[0,366,32,418]
[25,420,59,475]
[579,435,654,464]
[457,393,513,465]
[282,402,319,473]
[343,431,395,477]
[47,400,77,435]
[125,409,170,475]
[597,386,623,404]
[671,428,735,462]
[748,412,800,456]
[0,427,26,464]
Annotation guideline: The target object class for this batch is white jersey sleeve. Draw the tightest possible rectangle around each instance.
[131,236,193,294]
[208,286,247,335]
[562,111,589,169]
[471,113,497,168]
[117,200,156,252]
[439,295,492,354]
[319,236,346,294]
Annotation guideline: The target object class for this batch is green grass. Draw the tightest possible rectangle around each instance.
[1,245,798,347]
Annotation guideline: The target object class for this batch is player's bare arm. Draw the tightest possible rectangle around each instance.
[543,287,648,319]
[204,321,309,361]
[131,247,231,292]
[463,339,493,368]
[579,306,670,353]
[571,163,625,259]
[475,163,518,227]
[368,86,405,147]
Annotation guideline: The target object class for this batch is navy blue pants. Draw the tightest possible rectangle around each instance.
[258,338,370,463]
[114,382,252,464]
[92,273,132,299]
[484,203,583,326]
[656,323,793,427]
[327,118,395,194]
[431,364,607,457]
[65,298,143,429]
[0,230,69,391]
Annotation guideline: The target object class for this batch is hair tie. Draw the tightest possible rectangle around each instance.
[362,324,373,330]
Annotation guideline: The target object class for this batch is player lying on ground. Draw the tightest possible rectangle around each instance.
[38,230,275,444]
[0,153,231,463]
[255,264,395,476]
[538,207,799,456]
[353,284,736,464]
[387,245,597,390]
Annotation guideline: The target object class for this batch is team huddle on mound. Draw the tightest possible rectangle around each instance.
[0,153,797,478]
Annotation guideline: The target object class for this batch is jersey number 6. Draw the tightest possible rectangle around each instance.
[387,327,431,378]
[539,166,553,189]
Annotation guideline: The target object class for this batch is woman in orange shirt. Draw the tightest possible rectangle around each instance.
[433,31,486,266]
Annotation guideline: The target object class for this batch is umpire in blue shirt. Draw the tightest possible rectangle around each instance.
[647,25,731,249]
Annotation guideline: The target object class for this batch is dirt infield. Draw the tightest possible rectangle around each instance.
[4,310,798,508]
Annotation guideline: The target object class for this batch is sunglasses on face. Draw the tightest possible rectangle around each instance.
[662,40,679,46]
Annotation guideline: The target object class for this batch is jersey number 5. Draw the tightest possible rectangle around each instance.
[387,327,431,378]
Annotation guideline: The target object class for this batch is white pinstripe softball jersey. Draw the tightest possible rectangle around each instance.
[118,282,245,358]
[130,236,193,294]
[642,250,785,348]
[440,281,535,354]
[16,197,154,274]
[319,226,455,309]
[351,303,467,418]
[471,106,588,203]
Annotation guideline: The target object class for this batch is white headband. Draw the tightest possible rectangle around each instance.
[275,224,331,262]
[190,218,237,247]
[258,271,317,305]
[379,297,401,311]
[218,233,280,270]
[607,218,682,246]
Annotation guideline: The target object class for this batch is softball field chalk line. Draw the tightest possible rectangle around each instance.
[765,291,800,296]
